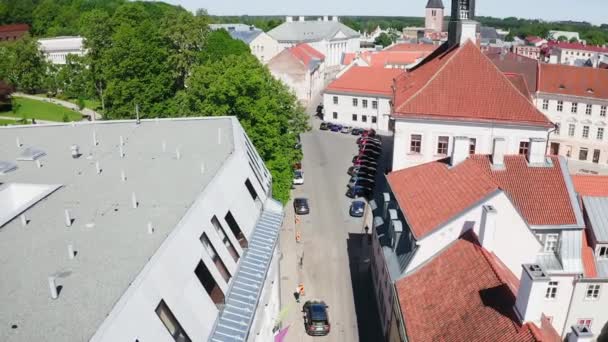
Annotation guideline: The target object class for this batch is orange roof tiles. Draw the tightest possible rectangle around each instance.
[385,43,438,53]
[572,175,608,196]
[396,233,558,342]
[325,66,404,97]
[387,159,498,238]
[341,50,432,68]
[0,23,29,33]
[538,63,608,100]
[582,230,598,277]
[393,41,552,128]
[505,73,532,101]
[288,43,325,68]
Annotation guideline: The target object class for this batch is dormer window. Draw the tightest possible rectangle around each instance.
[599,246,608,258]
[559,84,566,90]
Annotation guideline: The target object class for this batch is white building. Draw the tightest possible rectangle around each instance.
[548,30,582,43]
[547,41,608,68]
[209,24,281,64]
[424,0,444,33]
[267,16,360,68]
[323,66,403,132]
[0,117,284,342]
[38,36,85,65]
[536,63,608,165]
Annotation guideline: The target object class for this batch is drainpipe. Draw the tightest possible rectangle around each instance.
[546,122,557,155]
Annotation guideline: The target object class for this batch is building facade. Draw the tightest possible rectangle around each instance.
[536,64,608,165]
[0,23,29,41]
[209,24,281,64]
[38,36,86,65]
[424,0,444,33]
[547,41,608,68]
[0,117,284,342]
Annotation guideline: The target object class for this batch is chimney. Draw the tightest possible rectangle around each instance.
[451,136,470,166]
[515,264,551,323]
[48,276,58,299]
[299,16,305,22]
[527,138,547,165]
[568,325,594,342]
[479,205,497,251]
[286,16,293,23]
[492,138,506,168]
[391,220,403,251]
[71,145,80,159]
[332,16,339,22]
[323,15,329,22]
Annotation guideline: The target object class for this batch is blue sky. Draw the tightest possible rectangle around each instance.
[162,0,607,26]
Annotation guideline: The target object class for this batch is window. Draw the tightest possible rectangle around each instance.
[577,319,593,329]
[225,211,247,249]
[353,98,358,107]
[601,105,607,117]
[586,104,593,115]
[333,96,338,105]
[555,123,560,135]
[371,116,377,124]
[542,99,549,110]
[156,300,192,342]
[362,99,368,108]
[519,141,530,155]
[362,115,367,122]
[585,284,601,300]
[194,260,225,306]
[544,234,559,253]
[598,128,604,140]
[469,138,477,155]
[200,233,231,282]
[545,281,558,299]
[579,148,589,161]
[372,101,378,109]
[410,134,422,153]
[333,112,338,119]
[437,136,449,155]
[583,126,590,138]
[557,101,563,112]
[245,179,258,201]
[571,102,578,113]
[568,124,576,137]
[212,216,239,262]
[352,114,357,121]
[599,246,608,258]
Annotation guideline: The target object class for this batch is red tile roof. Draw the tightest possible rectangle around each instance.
[548,41,608,53]
[505,73,532,101]
[387,159,498,238]
[393,41,552,128]
[289,43,325,68]
[341,50,432,68]
[325,66,404,96]
[538,63,608,100]
[572,175,608,196]
[486,51,539,93]
[0,23,29,33]
[396,233,559,342]
[582,229,598,277]
[385,43,438,53]
[469,155,577,226]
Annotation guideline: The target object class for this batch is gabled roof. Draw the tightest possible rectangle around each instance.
[227,29,263,44]
[486,51,539,93]
[425,0,444,9]
[268,20,359,43]
[387,158,498,239]
[393,41,552,128]
[325,66,403,97]
[385,43,438,53]
[341,50,433,68]
[538,63,608,100]
[288,43,325,71]
[548,41,608,53]
[505,73,532,100]
[396,232,560,342]
[0,23,29,33]
[572,175,608,196]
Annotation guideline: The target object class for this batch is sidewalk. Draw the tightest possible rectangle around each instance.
[14,93,102,121]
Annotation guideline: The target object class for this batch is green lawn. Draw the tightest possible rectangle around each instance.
[0,97,82,122]
[0,118,29,126]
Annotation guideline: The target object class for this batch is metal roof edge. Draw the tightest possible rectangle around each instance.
[559,156,586,228]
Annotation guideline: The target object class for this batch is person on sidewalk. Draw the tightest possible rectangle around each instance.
[293,289,301,303]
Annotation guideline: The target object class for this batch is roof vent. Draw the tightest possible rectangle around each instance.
[587,88,594,94]
[0,161,18,175]
[71,145,81,159]
[17,147,46,161]
[559,84,566,89]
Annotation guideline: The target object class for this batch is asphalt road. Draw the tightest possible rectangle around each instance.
[278,118,384,342]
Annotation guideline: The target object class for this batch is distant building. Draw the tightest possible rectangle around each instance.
[323,66,403,132]
[340,44,436,70]
[424,0,444,33]
[268,43,326,104]
[267,16,360,68]
[546,41,608,68]
[514,45,542,61]
[209,24,280,64]
[548,30,582,42]
[536,64,608,164]
[485,51,539,96]
[38,36,85,65]
[0,117,283,342]
[0,23,29,41]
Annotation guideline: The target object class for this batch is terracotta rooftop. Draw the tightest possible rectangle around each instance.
[387,159,498,239]
[325,66,404,97]
[385,43,438,53]
[341,50,432,68]
[572,175,608,196]
[538,63,608,100]
[505,73,532,101]
[486,51,539,93]
[548,41,608,53]
[582,229,598,277]
[0,23,29,33]
[393,41,552,128]
[396,232,560,342]
[289,43,325,70]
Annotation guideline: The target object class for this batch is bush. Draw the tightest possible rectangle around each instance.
[77,97,85,110]
[62,113,69,122]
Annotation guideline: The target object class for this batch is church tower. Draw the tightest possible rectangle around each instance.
[448,0,480,46]
[425,0,444,33]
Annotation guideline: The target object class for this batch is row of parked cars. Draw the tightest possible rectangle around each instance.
[319,122,371,136]
[346,130,381,201]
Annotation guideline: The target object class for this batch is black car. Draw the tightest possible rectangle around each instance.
[346,185,373,199]
[320,122,329,130]
[349,178,375,189]
[347,165,376,176]
[353,160,379,168]
[351,128,362,135]
[352,154,377,163]
[302,301,330,336]
[349,201,366,217]
[293,198,310,215]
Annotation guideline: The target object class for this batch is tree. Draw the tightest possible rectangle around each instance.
[198,29,250,63]
[374,32,393,47]
[0,36,48,93]
[80,9,113,111]
[569,37,579,43]
[557,35,568,42]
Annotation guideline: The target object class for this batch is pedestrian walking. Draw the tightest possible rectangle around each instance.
[293,290,300,303]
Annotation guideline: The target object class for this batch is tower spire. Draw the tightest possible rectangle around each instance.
[448,0,480,46]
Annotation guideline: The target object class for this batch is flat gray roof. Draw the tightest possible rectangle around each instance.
[583,196,608,242]
[0,118,235,342]
[268,20,359,43]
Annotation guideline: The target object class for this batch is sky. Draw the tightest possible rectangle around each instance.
[161,0,607,26]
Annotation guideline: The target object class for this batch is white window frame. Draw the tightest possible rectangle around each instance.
[583,126,590,139]
[542,99,549,110]
[557,100,564,112]
[333,96,338,105]
[410,134,422,154]
[544,234,559,253]
[585,284,601,300]
[436,136,449,155]
[569,124,576,137]
[598,127,604,140]
[586,104,593,115]
[545,281,558,299]
[571,102,578,113]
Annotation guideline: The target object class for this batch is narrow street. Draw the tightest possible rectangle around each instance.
[277,100,384,341]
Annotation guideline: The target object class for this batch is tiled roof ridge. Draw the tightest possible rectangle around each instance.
[395,42,465,113]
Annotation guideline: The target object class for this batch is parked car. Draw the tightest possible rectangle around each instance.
[346,185,373,198]
[330,124,342,132]
[341,126,351,134]
[302,301,330,336]
[293,170,304,185]
[358,149,381,159]
[347,165,376,176]
[349,201,366,217]
[352,154,377,164]
[361,129,377,137]
[319,122,329,130]
[348,177,375,188]
[353,159,378,168]
[294,197,310,215]
[351,128,362,135]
